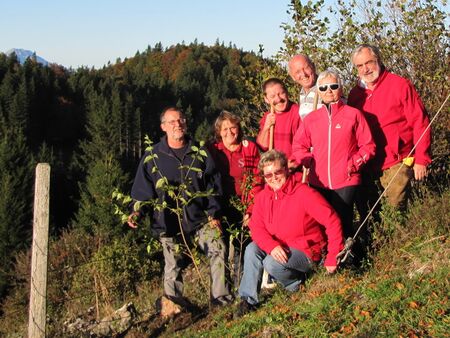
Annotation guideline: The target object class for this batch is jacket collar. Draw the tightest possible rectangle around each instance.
[159,135,193,154]
[323,99,345,115]
[217,141,242,153]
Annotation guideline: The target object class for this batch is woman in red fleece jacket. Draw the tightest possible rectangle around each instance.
[292,69,375,245]
[208,111,263,286]
[236,150,343,316]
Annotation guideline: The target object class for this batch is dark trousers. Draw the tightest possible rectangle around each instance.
[222,205,250,288]
[315,185,357,239]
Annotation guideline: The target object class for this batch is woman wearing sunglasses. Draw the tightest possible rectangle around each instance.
[236,149,343,316]
[292,69,375,263]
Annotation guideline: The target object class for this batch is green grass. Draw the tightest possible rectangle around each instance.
[171,190,449,338]
[0,191,448,337]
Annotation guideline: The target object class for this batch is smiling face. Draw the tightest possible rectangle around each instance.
[160,108,187,143]
[262,160,287,191]
[264,83,289,113]
[352,47,381,88]
[219,119,239,148]
[317,74,342,104]
[288,55,316,91]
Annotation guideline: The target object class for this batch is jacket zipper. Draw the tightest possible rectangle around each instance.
[327,108,333,189]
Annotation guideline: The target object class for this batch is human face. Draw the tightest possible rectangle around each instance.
[353,47,381,88]
[160,109,186,142]
[219,119,239,147]
[317,75,342,104]
[288,56,316,90]
[262,161,287,191]
[264,83,289,113]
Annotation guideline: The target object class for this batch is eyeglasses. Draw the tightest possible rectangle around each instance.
[263,168,286,180]
[163,118,186,126]
[318,83,340,92]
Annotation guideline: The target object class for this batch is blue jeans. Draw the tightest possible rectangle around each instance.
[238,242,312,305]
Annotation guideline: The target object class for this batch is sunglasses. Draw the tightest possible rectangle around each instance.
[318,83,340,92]
[263,168,286,180]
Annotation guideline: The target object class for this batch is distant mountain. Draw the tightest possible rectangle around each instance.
[6,48,49,66]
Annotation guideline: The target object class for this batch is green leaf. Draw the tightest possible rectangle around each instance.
[156,177,167,190]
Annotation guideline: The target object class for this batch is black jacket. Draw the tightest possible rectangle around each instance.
[131,136,222,237]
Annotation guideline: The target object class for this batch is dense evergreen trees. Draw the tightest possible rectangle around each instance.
[0,42,264,297]
[0,3,447,329]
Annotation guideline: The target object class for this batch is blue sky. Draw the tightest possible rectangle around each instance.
[1,0,294,69]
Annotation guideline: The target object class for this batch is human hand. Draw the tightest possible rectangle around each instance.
[127,212,139,229]
[413,163,427,181]
[264,112,276,130]
[270,245,288,264]
[325,265,337,274]
[242,214,250,227]
[208,217,222,233]
[288,159,298,169]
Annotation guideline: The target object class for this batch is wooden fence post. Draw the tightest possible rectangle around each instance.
[28,163,51,338]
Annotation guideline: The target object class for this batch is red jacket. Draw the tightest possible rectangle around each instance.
[292,100,375,189]
[348,69,431,171]
[257,102,301,158]
[208,139,262,214]
[249,174,343,266]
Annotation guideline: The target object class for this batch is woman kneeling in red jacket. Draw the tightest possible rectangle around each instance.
[236,150,343,316]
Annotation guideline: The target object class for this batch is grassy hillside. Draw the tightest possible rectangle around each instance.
[0,187,447,337]
[158,190,449,337]
[112,189,448,337]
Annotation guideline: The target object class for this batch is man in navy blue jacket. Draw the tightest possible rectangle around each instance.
[128,107,233,307]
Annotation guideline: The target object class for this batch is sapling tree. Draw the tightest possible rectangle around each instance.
[113,135,221,292]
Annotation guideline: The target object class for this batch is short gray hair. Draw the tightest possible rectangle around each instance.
[160,107,185,123]
[351,44,383,66]
[317,68,343,87]
[258,150,288,172]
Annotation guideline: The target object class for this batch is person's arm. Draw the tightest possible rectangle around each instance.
[403,81,431,180]
[203,146,223,224]
[241,142,263,216]
[248,193,281,254]
[348,108,376,174]
[128,152,157,228]
[291,121,313,168]
[256,112,275,151]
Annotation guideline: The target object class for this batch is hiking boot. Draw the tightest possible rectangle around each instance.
[210,294,234,308]
[234,299,256,318]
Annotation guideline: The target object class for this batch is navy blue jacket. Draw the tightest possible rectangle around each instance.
[131,136,223,237]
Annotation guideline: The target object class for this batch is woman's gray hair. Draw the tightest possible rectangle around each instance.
[317,68,343,87]
[258,149,288,172]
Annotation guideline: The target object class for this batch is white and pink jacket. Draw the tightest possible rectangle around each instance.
[292,99,375,190]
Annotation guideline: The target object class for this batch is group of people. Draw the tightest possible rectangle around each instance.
[127,44,431,317]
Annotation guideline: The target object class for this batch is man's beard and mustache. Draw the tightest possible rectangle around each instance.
[171,127,185,141]
[361,67,381,85]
